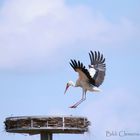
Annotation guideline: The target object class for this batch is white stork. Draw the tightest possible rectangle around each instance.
[64,51,106,108]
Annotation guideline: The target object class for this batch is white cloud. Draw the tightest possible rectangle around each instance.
[0,0,136,71]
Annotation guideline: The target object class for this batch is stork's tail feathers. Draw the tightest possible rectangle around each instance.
[92,87,102,92]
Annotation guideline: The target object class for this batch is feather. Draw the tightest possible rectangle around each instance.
[88,51,106,87]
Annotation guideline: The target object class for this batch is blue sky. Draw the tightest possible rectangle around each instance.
[0,0,140,140]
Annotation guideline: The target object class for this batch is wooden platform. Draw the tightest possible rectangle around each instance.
[4,116,90,135]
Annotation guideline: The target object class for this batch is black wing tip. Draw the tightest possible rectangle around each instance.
[89,50,106,64]
[89,50,101,57]
[69,59,85,70]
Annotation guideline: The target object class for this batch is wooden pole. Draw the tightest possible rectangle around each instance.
[40,133,52,140]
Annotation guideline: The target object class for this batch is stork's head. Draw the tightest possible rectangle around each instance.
[64,81,75,94]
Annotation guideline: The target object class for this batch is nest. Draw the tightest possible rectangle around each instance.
[4,116,90,134]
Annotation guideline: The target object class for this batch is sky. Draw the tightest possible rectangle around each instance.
[0,0,140,140]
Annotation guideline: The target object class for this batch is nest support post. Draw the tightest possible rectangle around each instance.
[40,132,53,140]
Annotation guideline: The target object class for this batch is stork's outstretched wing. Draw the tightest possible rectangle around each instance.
[69,60,95,84]
[89,51,106,87]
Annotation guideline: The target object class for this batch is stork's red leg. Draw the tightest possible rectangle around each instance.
[69,91,86,108]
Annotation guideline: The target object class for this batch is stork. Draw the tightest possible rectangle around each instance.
[64,51,106,108]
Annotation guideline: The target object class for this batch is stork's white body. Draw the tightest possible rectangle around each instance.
[75,79,101,92]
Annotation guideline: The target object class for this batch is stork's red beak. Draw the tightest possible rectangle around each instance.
[64,84,69,94]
